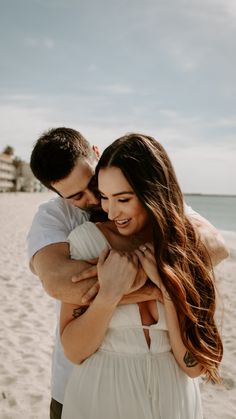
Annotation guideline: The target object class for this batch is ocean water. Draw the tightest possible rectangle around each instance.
[184,195,236,232]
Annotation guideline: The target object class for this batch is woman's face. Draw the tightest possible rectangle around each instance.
[98,166,149,236]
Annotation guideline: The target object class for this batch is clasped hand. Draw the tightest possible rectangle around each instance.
[97,247,146,303]
[71,243,162,304]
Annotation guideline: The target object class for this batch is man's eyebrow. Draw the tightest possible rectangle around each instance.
[99,190,134,197]
[65,177,96,199]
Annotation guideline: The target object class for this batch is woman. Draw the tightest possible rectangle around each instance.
[60,133,223,419]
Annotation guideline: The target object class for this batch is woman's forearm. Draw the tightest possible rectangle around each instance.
[60,295,119,364]
[163,292,203,378]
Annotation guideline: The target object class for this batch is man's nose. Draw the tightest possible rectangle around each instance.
[86,189,100,206]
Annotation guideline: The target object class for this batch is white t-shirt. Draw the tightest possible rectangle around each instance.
[27,197,196,404]
[27,196,89,403]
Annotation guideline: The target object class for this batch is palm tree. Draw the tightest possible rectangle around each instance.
[3,145,14,156]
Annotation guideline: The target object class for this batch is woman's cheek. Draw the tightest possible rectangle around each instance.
[101,200,108,213]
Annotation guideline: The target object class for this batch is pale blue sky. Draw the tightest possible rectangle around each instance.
[0,0,235,194]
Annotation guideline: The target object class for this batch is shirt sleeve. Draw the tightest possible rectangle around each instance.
[26,198,88,260]
[184,202,198,216]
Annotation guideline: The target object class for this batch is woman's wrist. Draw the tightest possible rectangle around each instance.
[95,288,122,308]
[161,286,172,303]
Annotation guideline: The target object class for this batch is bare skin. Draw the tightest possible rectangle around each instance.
[31,209,228,306]
[32,241,161,305]
[70,212,229,303]
[60,165,214,377]
[30,154,228,306]
[60,231,203,378]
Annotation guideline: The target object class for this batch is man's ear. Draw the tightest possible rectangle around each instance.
[92,145,100,160]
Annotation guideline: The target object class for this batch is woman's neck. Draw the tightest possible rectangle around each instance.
[97,220,153,252]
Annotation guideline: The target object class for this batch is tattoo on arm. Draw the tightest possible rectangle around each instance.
[183,351,198,368]
[72,306,88,319]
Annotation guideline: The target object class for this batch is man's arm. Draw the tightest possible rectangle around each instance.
[31,242,160,305]
[187,212,229,266]
[77,212,229,303]
[32,242,97,304]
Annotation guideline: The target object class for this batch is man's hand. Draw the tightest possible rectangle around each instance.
[80,254,148,304]
[71,257,98,283]
[73,249,148,304]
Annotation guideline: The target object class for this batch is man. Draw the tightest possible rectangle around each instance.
[28,127,228,418]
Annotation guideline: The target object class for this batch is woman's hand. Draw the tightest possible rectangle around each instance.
[97,246,139,304]
[134,243,162,289]
[124,264,148,294]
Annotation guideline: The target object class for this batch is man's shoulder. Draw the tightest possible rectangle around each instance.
[27,196,89,260]
[36,195,88,220]
[184,202,196,216]
[28,195,89,236]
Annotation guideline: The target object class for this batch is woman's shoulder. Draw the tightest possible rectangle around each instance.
[68,221,105,241]
[68,221,110,260]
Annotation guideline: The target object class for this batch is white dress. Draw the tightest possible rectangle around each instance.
[62,222,203,419]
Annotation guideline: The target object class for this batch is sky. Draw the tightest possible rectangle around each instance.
[0,0,235,195]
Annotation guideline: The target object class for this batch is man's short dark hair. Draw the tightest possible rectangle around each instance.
[30,127,93,190]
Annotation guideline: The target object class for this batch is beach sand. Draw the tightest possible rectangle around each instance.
[0,192,235,419]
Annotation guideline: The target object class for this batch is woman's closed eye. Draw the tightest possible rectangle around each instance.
[100,195,130,203]
[118,198,130,203]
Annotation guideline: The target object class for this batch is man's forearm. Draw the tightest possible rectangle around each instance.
[32,243,97,304]
[188,213,229,266]
[120,283,162,304]
[41,261,97,304]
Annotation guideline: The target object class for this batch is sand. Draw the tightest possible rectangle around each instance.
[0,192,235,419]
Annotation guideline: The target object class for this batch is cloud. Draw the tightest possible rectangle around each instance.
[96,84,134,94]
[172,144,236,195]
[0,91,234,194]
[211,117,236,128]
[24,37,55,49]
[88,64,98,72]
[0,101,55,160]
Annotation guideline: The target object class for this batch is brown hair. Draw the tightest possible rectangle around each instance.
[96,132,223,382]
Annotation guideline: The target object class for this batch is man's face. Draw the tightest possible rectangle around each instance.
[52,156,100,210]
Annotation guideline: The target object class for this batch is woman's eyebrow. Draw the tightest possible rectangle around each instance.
[98,190,134,197]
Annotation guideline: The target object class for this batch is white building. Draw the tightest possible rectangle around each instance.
[0,153,16,192]
[15,161,43,192]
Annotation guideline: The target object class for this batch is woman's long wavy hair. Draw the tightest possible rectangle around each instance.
[96,133,223,383]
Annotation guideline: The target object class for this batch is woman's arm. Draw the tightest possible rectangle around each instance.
[60,249,139,364]
[60,297,118,364]
[135,243,203,378]
[162,292,203,378]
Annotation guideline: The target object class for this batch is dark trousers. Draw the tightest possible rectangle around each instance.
[50,398,63,419]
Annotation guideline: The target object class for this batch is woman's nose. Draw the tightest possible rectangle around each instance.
[108,202,119,220]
